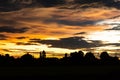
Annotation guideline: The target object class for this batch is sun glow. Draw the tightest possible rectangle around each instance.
[88,31,120,43]
[44,37,59,40]
[0,41,78,58]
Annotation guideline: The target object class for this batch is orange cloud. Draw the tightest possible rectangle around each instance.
[0,6,120,58]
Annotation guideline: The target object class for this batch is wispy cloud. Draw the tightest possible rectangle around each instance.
[0,26,29,33]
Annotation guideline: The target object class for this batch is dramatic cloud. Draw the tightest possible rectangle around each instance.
[29,37,103,49]
[0,26,29,33]
[0,0,120,57]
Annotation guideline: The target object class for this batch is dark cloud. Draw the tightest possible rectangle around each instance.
[37,0,66,7]
[0,34,8,40]
[16,42,38,45]
[74,0,99,4]
[16,37,28,39]
[0,0,66,12]
[74,0,120,9]
[0,0,120,12]
[105,43,120,47]
[105,23,120,26]
[0,26,29,33]
[0,19,19,25]
[74,32,86,35]
[0,0,21,12]
[29,37,102,49]
[106,26,120,30]
[45,18,97,26]
[30,38,41,41]
[0,0,37,12]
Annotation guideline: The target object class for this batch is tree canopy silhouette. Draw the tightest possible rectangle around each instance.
[0,50,119,66]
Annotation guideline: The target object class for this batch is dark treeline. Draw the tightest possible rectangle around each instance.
[0,50,120,66]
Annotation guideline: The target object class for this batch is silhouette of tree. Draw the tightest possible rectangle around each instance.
[69,51,85,65]
[61,53,70,65]
[3,54,15,65]
[40,50,46,59]
[20,53,35,65]
[0,50,119,66]
[111,56,119,65]
[84,52,98,65]
[78,51,84,58]
[100,51,110,60]
[100,51,113,65]
[64,53,68,58]
[100,51,120,65]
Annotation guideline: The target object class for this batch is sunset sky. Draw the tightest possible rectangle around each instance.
[0,0,120,58]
